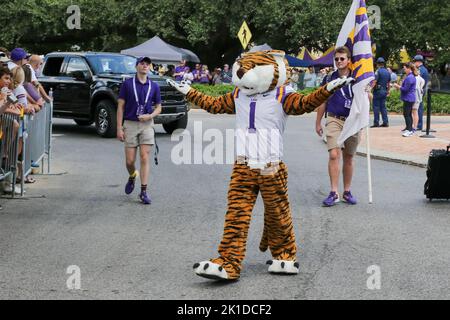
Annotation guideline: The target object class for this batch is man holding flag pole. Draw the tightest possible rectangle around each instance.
[315,0,375,206]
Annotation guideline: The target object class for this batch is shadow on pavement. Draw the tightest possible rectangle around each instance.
[52,122,171,138]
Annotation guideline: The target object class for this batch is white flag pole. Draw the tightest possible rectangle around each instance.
[366,126,373,204]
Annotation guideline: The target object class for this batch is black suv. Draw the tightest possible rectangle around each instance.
[39,52,188,137]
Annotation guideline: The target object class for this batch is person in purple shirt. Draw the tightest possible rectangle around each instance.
[393,62,417,137]
[117,57,162,204]
[199,65,211,84]
[315,46,360,207]
[192,64,202,83]
[173,60,187,81]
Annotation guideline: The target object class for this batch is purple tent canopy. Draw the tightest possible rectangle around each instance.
[302,49,315,62]
[311,48,335,67]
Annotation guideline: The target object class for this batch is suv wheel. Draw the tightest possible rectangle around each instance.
[74,120,93,126]
[95,100,117,138]
[162,113,188,134]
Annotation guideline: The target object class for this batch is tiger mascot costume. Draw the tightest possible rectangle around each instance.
[167,50,353,281]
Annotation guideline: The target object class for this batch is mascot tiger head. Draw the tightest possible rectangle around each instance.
[232,50,288,96]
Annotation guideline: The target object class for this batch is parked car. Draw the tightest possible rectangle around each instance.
[39,52,189,137]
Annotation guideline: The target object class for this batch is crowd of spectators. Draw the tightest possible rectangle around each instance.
[152,57,432,135]
[152,59,233,86]
[292,56,430,138]
[0,47,52,202]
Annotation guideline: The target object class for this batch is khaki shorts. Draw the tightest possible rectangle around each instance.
[123,120,155,148]
[412,102,420,110]
[325,117,361,155]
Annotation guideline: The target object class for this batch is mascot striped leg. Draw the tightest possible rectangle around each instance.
[194,162,297,280]
[210,164,260,280]
[258,163,299,274]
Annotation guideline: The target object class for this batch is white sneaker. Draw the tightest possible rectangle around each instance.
[3,184,24,194]
[402,130,413,137]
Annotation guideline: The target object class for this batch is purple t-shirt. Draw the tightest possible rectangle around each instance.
[192,69,201,83]
[321,71,354,117]
[24,82,41,102]
[174,66,187,81]
[400,73,416,103]
[118,76,161,122]
[199,71,210,83]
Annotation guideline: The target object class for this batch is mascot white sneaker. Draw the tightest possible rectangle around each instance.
[168,50,353,281]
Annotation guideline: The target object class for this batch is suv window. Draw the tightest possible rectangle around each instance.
[86,55,136,75]
[65,57,90,77]
[42,57,64,76]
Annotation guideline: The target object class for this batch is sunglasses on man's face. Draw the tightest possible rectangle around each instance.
[334,57,347,62]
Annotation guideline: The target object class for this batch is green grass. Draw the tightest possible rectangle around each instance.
[191,84,450,114]
[384,90,450,114]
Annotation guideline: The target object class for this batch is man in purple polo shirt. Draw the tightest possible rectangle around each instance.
[315,46,360,207]
[117,57,162,205]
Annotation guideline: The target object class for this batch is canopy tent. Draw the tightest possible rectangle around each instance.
[297,47,315,62]
[285,54,313,67]
[311,47,335,67]
[121,36,200,64]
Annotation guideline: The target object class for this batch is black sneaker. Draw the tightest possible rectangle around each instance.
[381,123,389,127]
[370,124,379,128]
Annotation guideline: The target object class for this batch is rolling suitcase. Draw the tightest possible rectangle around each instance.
[424,145,450,201]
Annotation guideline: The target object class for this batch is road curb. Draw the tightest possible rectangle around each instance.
[356,151,427,168]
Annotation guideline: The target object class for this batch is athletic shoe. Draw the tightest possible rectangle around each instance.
[3,184,23,194]
[343,191,357,205]
[381,123,389,127]
[402,130,413,137]
[139,191,151,205]
[370,124,379,128]
[125,171,138,195]
[323,191,339,207]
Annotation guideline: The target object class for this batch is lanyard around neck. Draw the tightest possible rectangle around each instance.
[133,76,152,108]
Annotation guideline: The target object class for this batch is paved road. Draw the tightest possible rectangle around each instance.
[1,110,449,300]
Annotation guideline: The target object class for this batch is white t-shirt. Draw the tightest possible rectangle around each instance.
[415,75,425,103]
[26,64,38,82]
[13,85,27,107]
[182,72,194,84]
[7,61,18,70]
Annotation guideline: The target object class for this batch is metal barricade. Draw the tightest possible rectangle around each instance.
[20,101,53,196]
[0,113,20,198]
[44,100,53,173]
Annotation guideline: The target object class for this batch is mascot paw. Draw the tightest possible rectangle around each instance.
[266,260,300,275]
[326,77,355,92]
[166,79,191,95]
[193,261,229,281]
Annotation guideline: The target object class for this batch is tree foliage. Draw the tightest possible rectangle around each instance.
[0,0,448,68]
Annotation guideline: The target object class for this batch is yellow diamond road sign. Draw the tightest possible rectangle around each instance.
[238,21,252,50]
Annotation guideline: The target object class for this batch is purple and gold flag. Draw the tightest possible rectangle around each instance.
[336,0,375,146]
